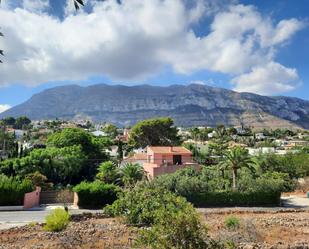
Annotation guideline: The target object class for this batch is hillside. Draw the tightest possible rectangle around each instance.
[1,84,309,129]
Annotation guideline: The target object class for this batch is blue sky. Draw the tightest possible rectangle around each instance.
[0,0,308,111]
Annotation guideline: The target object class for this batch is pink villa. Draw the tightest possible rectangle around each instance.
[143,146,200,178]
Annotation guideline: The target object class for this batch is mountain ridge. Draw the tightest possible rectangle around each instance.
[1,84,309,129]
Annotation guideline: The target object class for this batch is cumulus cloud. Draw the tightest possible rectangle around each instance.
[232,62,300,95]
[0,104,11,113]
[190,79,214,85]
[22,0,49,12]
[0,0,305,95]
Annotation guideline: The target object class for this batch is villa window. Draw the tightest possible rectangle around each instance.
[173,155,182,165]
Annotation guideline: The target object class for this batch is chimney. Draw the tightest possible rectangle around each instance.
[169,146,173,152]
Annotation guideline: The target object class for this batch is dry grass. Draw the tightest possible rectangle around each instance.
[201,211,309,245]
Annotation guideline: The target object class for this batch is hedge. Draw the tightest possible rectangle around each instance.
[73,181,120,208]
[0,174,34,206]
[186,191,281,207]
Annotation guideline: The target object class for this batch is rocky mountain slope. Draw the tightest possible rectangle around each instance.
[1,84,309,129]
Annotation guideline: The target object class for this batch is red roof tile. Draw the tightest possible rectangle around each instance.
[147,146,192,154]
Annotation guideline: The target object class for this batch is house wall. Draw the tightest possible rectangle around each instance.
[144,163,201,178]
[147,151,193,166]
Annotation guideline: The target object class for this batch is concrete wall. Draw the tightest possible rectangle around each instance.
[73,192,79,208]
[23,187,41,209]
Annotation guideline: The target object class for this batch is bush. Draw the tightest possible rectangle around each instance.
[104,183,191,226]
[238,171,295,193]
[73,181,120,208]
[187,191,281,207]
[151,167,210,197]
[136,203,211,249]
[151,168,281,207]
[224,216,240,230]
[0,174,34,206]
[105,183,216,249]
[44,208,70,232]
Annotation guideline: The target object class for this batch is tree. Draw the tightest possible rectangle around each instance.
[0,129,18,159]
[199,128,211,143]
[215,124,228,139]
[46,127,107,158]
[96,161,120,184]
[25,171,53,190]
[0,145,86,184]
[190,127,200,142]
[14,116,31,129]
[47,128,110,180]
[129,117,180,148]
[227,127,237,136]
[1,117,16,126]
[47,128,92,151]
[102,124,118,139]
[120,163,145,187]
[219,146,255,190]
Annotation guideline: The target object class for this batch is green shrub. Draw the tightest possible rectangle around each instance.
[151,168,281,207]
[0,174,34,206]
[73,181,120,208]
[105,183,216,249]
[136,202,211,249]
[238,170,295,193]
[44,208,70,232]
[187,191,281,207]
[224,216,240,230]
[151,167,210,196]
[104,183,191,226]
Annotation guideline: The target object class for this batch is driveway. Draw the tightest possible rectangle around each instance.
[0,207,102,230]
[1,196,309,230]
[281,195,309,208]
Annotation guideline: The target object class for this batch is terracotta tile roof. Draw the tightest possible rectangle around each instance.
[125,153,147,161]
[147,146,192,154]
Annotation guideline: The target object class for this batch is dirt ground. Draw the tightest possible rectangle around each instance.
[201,210,309,247]
[1,211,309,248]
[0,215,137,249]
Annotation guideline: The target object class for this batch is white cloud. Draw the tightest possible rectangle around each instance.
[190,79,214,85]
[272,19,305,46]
[232,62,300,95]
[0,104,11,113]
[22,0,49,13]
[0,0,305,95]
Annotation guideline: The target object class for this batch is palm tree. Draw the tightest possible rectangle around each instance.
[219,146,255,190]
[96,161,120,184]
[120,163,145,187]
[215,125,227,139]
[73,0,84,10]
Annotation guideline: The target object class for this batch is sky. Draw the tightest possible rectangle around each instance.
[0,0,308,112]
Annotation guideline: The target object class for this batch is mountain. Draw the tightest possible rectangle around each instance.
[1,84,309,129]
